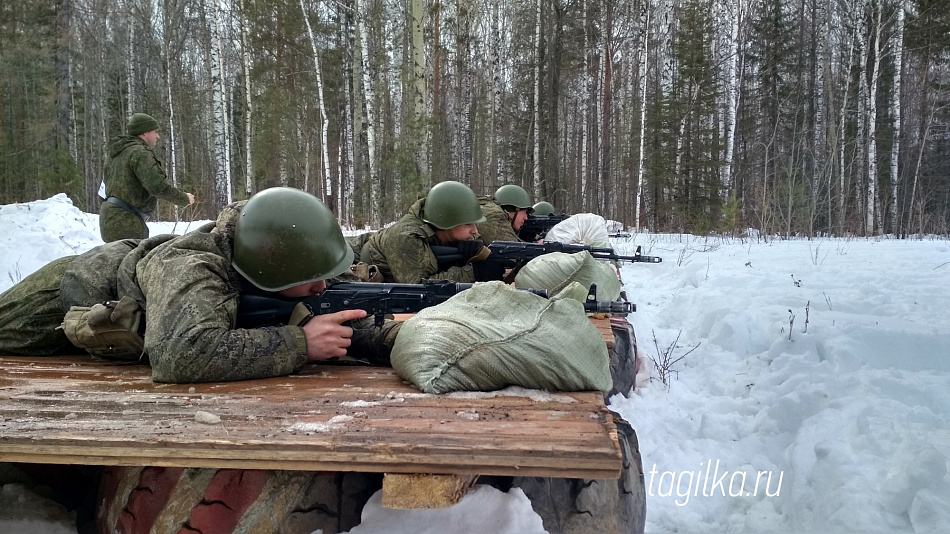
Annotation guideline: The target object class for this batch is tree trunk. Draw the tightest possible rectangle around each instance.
[865,0,883,235]
[581,0,589,209]
[889,1,904,234]
[721,0,742,199]
[299,0,333,202]
[490,0,502,185]
[410,0,427,180]
[56,0,74,159]
[635,1,650,231]
[532,0,542,195]
[161,0,179,198]
[837,23,855,235]
[207,0,232,209]
[341,0,357,221]
[812,0,828,236]
[600,1,613,217]
[457,0,473,186]
[356,0,378,225]
[239,0,254,198]
[856,3,868,230]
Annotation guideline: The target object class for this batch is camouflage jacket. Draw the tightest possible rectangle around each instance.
[361,198,476,284]
[476,196,521,245]
[103,136,191,214]
[60,202,308,383]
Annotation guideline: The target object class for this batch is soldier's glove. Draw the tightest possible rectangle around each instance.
[457,239,487,262]
[472,259,507,282]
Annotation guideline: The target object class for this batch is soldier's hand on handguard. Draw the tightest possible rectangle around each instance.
[302,309,367,361]
[456,239,486,262]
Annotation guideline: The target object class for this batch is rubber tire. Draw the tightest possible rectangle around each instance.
[96,467,381,534]
[608,315,639,399]
[502,413,647,534]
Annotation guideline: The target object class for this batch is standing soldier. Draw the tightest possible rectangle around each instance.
[98,113,195,242]
[477,184,534,244]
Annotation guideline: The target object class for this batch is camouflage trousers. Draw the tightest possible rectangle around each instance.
[99,201,149,242]
[0,256,76,355]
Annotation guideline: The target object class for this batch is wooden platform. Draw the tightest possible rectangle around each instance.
[0,353,622,481]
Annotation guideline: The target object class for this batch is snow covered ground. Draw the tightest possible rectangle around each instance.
[1,194,948,533]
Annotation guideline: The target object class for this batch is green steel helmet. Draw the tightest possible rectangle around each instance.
[422,181,486,230]
[493,184,533,211]
[532,201,556,216]
[233,187,354,291]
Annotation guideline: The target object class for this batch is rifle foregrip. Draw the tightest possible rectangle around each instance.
[583,301,635,315]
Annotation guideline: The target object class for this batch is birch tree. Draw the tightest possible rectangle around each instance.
[206,0,231,208]
[889,0,905,233]
[580,0,590,207]
[720,0,743,198]
[410,0,427,180]
[356,0,379,225]
[812,0,829,234]
[532,0,542,196]
[836,6,857,234]
[635,0,651,230]
[239,0,254,197]
[161,0,180,193]
[865,0,883,234]
[299,0,333,200]
[340,0,357,221]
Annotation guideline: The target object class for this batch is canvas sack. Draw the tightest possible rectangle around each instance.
[545,213,610,248]
[513,251,622,302]
[390,281,611,394]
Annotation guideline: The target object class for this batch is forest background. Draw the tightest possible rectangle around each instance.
[1,0,949,237]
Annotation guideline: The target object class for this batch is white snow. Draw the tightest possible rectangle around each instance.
[1,194,948,533]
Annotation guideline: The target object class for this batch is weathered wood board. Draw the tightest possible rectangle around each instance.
[0,342,621,480]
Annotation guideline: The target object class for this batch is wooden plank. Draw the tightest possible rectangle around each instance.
[382,473,478,509]
[0,356,621,479]
[591,317,616,350]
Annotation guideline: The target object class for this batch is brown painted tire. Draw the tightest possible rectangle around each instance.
[96,467,381,534]
[506,413,647,534]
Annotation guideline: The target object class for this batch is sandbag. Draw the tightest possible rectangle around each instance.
[513,251,622,302]
[390,281,611,394]
[545,213,610,248]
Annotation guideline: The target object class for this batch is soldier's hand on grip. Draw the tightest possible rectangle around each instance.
[302,309,367,361]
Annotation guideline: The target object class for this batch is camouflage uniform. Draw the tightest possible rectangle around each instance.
[360,198,476,284]
[476,196,522,245]
[99,136,192,242]
[0,202,399,383]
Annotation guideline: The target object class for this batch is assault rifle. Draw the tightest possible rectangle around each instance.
[237,280,551,329]
[237,280,633,329]
[518,214,569,241]
[608,232,632,239]
[434,241,662,269]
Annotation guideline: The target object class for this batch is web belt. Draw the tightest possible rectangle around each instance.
[105,196,149,223]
